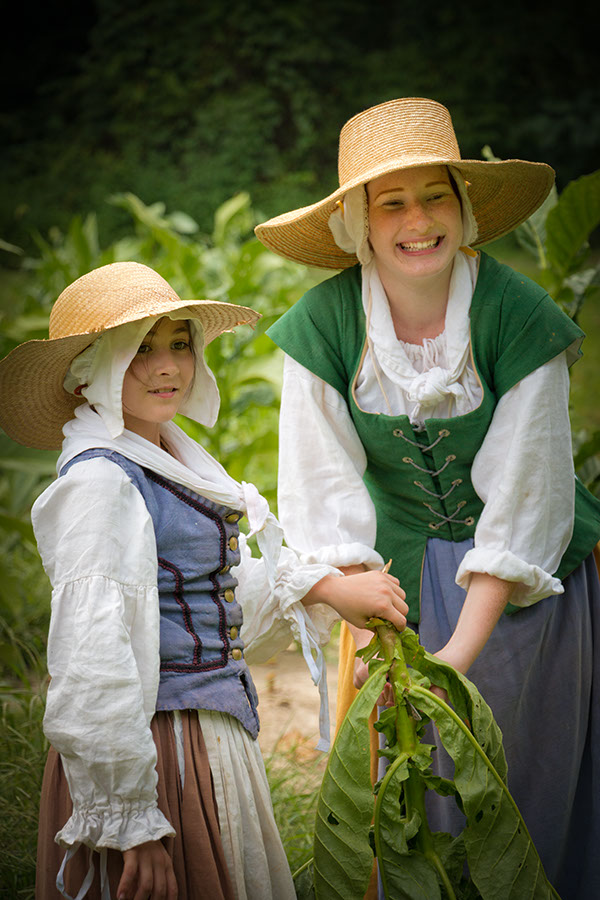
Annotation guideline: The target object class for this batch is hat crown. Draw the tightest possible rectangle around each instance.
[49,261,182,340]
[338,97,461,188]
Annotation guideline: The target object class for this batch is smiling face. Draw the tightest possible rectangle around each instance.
[366,165,463,289]
[121,317,195,445]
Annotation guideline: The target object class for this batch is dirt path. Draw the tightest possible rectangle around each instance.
[250,644,339,755]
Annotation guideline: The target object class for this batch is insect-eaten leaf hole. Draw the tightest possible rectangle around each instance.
[327,812,340,826]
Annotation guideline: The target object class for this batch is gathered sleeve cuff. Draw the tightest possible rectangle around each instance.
[55,799,174,853]
[235,535,341,665]
[276,355,383,570]
[457,352,574,607]
[455,548,564,607]
[236,534,346,751]
[32,457,175,852]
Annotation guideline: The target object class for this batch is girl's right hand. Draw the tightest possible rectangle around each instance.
[304,569,408,631]
[118,841,178,900]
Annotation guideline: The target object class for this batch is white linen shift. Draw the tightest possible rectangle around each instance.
[32,408,341,871]
[277,255,575,607]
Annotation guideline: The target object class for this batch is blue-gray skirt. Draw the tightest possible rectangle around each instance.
[390,538,599,900]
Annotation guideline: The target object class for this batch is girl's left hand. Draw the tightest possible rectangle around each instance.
[118,840,178,900]
[305,569,409,631]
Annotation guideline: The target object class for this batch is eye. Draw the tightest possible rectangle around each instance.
[428,191,453,203]
[172,340,191,351]
[136,343,152,354]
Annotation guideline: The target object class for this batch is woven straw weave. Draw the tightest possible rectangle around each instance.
[0,262,259,449]
[255,98,554,269]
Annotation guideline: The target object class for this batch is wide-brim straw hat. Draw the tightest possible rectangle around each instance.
[254,97,555,269]
[0,261,260,449]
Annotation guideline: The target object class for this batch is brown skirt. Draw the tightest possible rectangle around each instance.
[36,710,235,900]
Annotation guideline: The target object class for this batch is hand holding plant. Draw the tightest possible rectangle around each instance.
[296,617,561,899]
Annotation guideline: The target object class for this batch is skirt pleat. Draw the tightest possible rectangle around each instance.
[36,710,235,900]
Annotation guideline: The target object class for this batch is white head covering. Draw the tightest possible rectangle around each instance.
[327,166,479,260]
[63,311,220,438]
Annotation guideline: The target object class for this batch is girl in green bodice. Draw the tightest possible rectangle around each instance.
[256,97,600,899]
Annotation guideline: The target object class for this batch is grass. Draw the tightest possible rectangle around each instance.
[265,735,328,876]
[0,687,47,900]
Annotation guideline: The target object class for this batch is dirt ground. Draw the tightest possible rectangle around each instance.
[249,642,339,755]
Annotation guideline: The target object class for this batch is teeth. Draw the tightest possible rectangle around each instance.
[401,239,438,250]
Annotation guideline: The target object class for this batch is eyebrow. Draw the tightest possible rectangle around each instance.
[375,180,451,198]
[146,323,190,337]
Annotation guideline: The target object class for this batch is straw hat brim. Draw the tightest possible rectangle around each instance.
[0,299,260,450]
[254,158,555,269]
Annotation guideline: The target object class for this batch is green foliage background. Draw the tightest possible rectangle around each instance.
[1,4,600,895]
[2,1,599,253]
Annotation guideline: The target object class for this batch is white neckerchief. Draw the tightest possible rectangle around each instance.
[362,252,477,422]
[59,404,280,572]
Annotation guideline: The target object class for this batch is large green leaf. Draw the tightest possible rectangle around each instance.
[313,661,388,900]
[513,187,558,268]
[545,169,600,278]
[376,756,444,900]
[409,687,559,900]
[401,631,508,782]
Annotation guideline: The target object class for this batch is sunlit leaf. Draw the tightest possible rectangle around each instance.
[545,170,600,278]
[314,662,388,900]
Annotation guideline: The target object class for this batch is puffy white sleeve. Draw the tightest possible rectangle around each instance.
[456,352,574,606]
[234,534,341,666]
[234,532,345,750]
[32,457,175,852]
[277,354,384,569]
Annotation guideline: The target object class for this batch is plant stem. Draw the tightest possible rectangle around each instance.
[375,625,456,899]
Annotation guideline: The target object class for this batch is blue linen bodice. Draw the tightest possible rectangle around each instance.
[60,449,260,738]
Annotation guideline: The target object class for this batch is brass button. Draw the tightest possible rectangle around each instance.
[224,588,235,603]
[219,564,230,574]
[229,626,239,640]
[226,513,239,523]
[228,536,238,551]
[231,648,243,661]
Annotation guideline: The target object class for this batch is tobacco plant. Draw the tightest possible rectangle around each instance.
[296,621,560,900]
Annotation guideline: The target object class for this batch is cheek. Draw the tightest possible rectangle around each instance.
[367,211,385,248]
[121,370,139,409]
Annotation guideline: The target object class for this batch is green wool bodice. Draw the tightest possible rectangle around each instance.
[268,253,600,622]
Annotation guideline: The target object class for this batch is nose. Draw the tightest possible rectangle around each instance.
[151,347,179,375]
[406,200,433,232]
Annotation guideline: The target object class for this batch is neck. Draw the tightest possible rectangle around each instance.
[376,265,453,345]
[122,412,162,447]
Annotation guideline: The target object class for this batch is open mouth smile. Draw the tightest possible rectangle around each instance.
[150,387,178,397]
[398,236,443,252]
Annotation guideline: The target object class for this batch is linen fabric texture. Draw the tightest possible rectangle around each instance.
[32,407,341,899]
[267,248,600,895]
[268,251,600,621]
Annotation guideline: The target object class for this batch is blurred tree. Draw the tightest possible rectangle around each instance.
[2,1,598,254]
